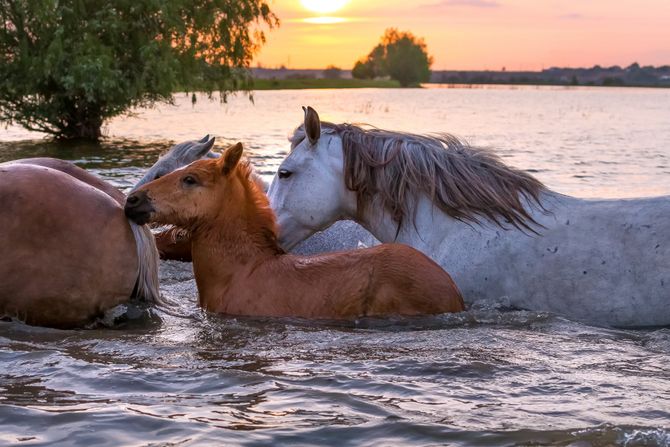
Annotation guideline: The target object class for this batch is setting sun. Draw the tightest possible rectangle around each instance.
[300,0,348,14]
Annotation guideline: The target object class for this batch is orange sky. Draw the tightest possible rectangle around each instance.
[254,0,670,70]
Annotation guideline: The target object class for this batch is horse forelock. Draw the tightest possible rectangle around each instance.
[326,123,547,232]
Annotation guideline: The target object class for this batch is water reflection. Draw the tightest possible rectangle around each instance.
[3,86,670,198]
[1,87,670,446]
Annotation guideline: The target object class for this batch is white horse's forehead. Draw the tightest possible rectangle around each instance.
[280,132,338,172]
[282,141,311,165]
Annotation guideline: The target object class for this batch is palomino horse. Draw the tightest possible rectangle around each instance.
[125,143,464,319]
[0,158,161,328]
[268,107,670,327]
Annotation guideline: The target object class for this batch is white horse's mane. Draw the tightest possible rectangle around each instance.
[291,122,547,232]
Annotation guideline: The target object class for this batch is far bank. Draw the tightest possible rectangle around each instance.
[251,78,404,90]
[250,64,670,90]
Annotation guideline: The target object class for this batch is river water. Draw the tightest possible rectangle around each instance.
[1,86,669,446]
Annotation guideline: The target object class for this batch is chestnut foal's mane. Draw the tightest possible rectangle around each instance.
[231,160,285,255]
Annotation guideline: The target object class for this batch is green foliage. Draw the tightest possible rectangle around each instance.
[322,65,342,80]
[352,60,374,80]
[351,29,432,87]
[0,0,277,139]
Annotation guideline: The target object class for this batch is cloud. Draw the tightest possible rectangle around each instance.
[421,0,501,9]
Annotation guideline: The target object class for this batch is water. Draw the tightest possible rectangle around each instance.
[1,86,669,446]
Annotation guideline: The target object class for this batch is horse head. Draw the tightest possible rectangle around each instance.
[133,135,217,191]
[268,106,357,250]
[126,143,246,229]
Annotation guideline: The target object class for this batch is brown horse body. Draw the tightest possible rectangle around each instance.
[126,144,464,319]
[0,158,159,328]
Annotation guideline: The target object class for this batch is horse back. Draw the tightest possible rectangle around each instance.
[0,164,138,327]
[267,244,464,318]
[4,158,126,205]
[360,244,464,315]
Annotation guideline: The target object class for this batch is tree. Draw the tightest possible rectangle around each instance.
[0,1,277,140]
[351,29,432,87]
[322,65,342,79]
[352,60,374,80]
[352,43,386,80]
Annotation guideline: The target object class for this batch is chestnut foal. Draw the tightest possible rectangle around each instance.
[125,143,464,319]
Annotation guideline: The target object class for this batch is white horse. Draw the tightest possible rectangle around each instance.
[267,106,670,328]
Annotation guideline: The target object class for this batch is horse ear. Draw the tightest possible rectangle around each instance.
[192,136,215,158]
[198,134,210,143]
[220,142,244,175]
[303,106,321,146]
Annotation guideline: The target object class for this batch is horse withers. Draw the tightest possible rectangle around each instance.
[0,158,161,328]
[125,143,464,319]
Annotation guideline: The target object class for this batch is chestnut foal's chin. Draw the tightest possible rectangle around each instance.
[125,143,464,320]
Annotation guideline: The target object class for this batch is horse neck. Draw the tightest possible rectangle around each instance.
[353,194,454,246]
[355,190,563,248]
[190,175,281,298]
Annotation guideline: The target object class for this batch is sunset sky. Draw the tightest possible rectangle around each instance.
[254,0,670,70]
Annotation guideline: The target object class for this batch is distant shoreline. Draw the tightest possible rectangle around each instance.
[251,78,403,90]
[250,65,670,90]
[250,77,670,91]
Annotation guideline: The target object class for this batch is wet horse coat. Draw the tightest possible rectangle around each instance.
[125,143,464,319]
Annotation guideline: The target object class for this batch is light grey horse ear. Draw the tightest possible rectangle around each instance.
[193,136,215,158]
[198,134,210,143]
[303,106,321,146]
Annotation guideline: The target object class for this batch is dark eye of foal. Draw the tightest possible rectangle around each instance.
[182,175,197,186]
[278,169,292,179]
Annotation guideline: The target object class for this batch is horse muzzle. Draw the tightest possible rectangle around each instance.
[125,190,155,225]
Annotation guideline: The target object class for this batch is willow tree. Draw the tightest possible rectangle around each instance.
[0,1,277,140]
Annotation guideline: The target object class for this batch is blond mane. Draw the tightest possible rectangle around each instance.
[292,123,547,232]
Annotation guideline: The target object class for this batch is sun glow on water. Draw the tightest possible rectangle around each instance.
[300,0,349,14]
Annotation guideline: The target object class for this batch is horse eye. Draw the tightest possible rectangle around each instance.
[182,175,197,186]
[278,169,292,179]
